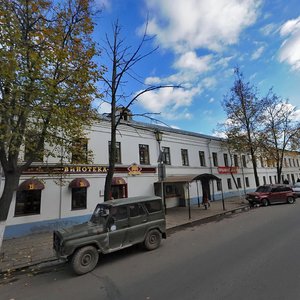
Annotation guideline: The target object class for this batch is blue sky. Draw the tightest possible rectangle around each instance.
[93,0,300,135]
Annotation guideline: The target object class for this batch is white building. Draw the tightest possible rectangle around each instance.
[1,116,300,238]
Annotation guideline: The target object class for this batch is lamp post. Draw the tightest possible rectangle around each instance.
[155,130,166,213]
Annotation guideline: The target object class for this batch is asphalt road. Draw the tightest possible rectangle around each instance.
[1,202,300,300]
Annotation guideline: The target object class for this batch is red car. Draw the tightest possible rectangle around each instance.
[246,184,296,207]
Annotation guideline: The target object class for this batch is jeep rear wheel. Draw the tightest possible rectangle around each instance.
[144,229,161,251]
[262,199,269,207]
[71,246,99,275]
[287,197,295,204]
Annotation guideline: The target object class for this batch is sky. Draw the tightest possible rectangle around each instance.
[92,0,300,136]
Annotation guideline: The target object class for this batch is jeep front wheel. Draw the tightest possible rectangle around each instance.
[144,229,161,251]
[262,199,269,207]
[71,246,99,275]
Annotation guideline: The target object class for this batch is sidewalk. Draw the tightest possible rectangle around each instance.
[0,197,249,275]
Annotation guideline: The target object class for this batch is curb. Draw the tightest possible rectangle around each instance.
[0,204,251,277]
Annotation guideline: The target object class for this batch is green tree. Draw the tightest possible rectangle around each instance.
[221,68,264,187]
[0,0,102,246]
[258,90,300,183]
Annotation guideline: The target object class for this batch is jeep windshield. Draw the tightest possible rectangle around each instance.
[90,204,111,223]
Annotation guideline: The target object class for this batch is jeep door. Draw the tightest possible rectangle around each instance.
[108,205,129,250]
[127,203,148,245]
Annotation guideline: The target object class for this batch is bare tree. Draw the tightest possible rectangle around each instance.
[221,68,265,187]
[258,90,300,183]
[101,20,178,201]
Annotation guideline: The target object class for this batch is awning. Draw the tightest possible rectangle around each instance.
[156,173,221,183]
[112,177,127,185]
[69,178,90,188]
[18,179,45,191]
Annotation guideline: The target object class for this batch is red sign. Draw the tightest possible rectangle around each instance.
[218,166,238,174]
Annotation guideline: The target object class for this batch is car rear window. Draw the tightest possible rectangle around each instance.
[144,200,162,213]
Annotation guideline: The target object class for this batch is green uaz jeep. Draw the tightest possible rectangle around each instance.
[53,196,166,275]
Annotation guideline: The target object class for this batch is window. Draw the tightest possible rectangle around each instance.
[181,149,189,166]
[108,141,121,164]
[269,176,272,184]
[245,177,250,187]
[15,190,41,216]
[144,200,162,213]
[139,144,150,165]
[24,134,44,162]
[72,138,88,164]
[284,158,287,167]
[72,188,87,210]
[227,178,232,190]
[111,206,128,220]
[212,152,218,167]
[199,151,206,166]
[129,204,146,217]
[237,177,242,188]
[217,180,222,191]
[233,154,239,167]
[223,153,229,167]
[162,147,171,165]
[260,157,264,168]
[263,176,266,184]
[242,155,247,168]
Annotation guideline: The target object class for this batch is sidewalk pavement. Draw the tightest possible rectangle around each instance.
[0,197,249,275]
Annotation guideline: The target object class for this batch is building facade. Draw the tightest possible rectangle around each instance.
[1,116,300,238]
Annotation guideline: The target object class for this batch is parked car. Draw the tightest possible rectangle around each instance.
[292,182,300,197]
[53,196,166,275]
[246,184,296,207]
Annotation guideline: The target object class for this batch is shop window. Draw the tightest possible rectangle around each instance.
[162,147,171,165]
[212,152,218,167]
[199,151,206,166]
[165,185,180,197]
[72,187,87,210]
[108,141,121,164]
[139,144,150,165]
[15,190,41,216]
[181,149,189,166]
[24,134,44,162]
[72,138,88,164]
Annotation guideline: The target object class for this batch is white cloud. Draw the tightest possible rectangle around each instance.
[137,86,200,120]
[260,23,277,36]
[146,0,261,53]
[279,16,300,70]
[251,46,265,60]
[174,52,212,73]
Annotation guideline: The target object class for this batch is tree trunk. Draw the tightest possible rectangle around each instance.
[250,150,260,187]
[0,171,20,250]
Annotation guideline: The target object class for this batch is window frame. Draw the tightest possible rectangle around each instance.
[162,147,171,165]
[71,187,87,210]
[181,149,189,166]
[139,144,150,165]
[108,141,122,164]
[15,190,42,216]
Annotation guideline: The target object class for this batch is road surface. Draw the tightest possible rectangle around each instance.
[1,202,300,299]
